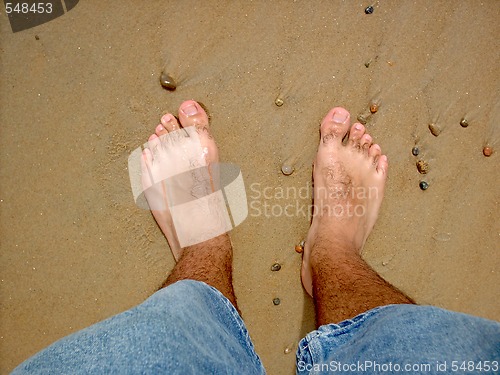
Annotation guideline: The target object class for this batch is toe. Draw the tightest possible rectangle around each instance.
[376,154,389,176]
[320,107,351,145]
[178,100,209,128]
[148,134,160,155]
[360,134,373,153]
[141,148,154,189]
[142,148,153,168]
[148,133,159,145]
[155,124,168,137]
[348,123,365,148]
[368,143,382,161]
[161,113,180,132]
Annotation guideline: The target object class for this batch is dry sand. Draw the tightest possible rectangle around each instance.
[1,1,499,373]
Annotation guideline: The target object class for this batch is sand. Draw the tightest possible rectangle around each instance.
[1,1,499,373]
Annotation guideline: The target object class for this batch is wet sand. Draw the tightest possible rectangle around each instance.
[1,1,499,373]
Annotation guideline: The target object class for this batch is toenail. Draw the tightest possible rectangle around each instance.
[156,124,165,132]
[161,114,173,124]
[354,124,363,131]
[333,111,348,123]
[182,104,198,116]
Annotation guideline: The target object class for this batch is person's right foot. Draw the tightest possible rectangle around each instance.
[301,107,388,297]
[141,100,219,261]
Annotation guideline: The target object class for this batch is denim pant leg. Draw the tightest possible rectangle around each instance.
[12,280,266,375]
[296,304,500,374]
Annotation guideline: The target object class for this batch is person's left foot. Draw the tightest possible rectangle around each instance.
[141,100,219,261]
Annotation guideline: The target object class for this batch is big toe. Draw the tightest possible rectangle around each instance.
[320,107,351,146]
[179,100,209,129]
[178,100,218,163]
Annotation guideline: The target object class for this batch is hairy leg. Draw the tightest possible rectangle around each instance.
[162,234,237,308]
[311,232,413,326]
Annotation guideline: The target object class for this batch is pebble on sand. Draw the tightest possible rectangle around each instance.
[357,114,368,125]
[281,164,294,176]
[369,103,378,114]
[460,118,469,128]
[273,298,281,306]
[412,146,420,156]
[365,5,374,14]
[275,98,284,107]
[295,240,305,253]
[428,123,441,137]
[159,71,176,91]
[483,146,493,157]
[271,263,281,272]
[419,181,429,190]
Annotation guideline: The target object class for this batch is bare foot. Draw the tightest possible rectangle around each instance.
[301,107,388,297]
[141,100,219,261]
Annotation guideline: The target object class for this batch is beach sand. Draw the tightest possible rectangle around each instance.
[1,1,499,373]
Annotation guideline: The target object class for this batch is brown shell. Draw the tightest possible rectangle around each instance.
[369,103,378,114]
[416,160,429,174]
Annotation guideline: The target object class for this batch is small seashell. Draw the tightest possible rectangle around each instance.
[365,5,374,14]
[275,98,284,107]
[416,160,429,174]
[281,164,294,176]
[271,263,281,272]
[273,298,281,306]
[428,123,441,137]
[412,146,420,156]
[369,103,378,114]
[159,71,176,91]
[483,146,493,157]
[419,181,429,190]
[460,118,469,128]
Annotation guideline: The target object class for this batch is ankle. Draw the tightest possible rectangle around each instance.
[181,233,232,259]
[309,235,361,269]
[313,224,361,251]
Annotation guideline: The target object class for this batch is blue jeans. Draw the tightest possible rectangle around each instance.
[12,280,500,374]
